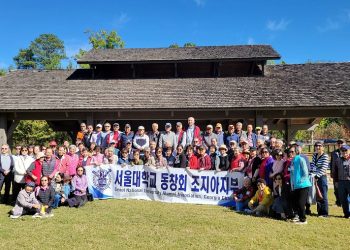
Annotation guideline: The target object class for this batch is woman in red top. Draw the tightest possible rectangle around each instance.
[230,148,245,171]
[186,146,198,169]
[26,152,45,186]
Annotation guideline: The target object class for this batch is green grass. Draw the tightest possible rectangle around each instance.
[0,193,349,250]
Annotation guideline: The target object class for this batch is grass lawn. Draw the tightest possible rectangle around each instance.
[0,192,349,250]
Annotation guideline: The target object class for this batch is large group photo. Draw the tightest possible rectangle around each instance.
[1,1,350,249]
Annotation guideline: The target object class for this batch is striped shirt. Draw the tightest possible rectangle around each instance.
[311,153,329,178]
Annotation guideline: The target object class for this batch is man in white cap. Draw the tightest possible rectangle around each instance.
[202,125,218,151]
[91,124,103,146]
[107,123,121,148]
[133,126,149,152]
[159,123,176,151]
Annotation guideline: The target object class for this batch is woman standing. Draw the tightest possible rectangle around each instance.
[290,146,312,224]
[13,146,34,199]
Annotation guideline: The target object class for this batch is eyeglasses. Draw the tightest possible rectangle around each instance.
[104,126,111,128]
[275,178,282,180]
[289,151,295,153]
[262,151,269,154]
[21,149,28,151]
[315,145,322,148]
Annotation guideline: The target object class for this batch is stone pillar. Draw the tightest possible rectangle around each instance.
[0,114,8,146]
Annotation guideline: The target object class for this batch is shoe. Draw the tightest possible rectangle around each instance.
[10,215,21,219]
[305,210,311,215]
[294,220,308,225]
[318,215,328,218]
[32,213,42,218]
[46,213,54,218]
[292,216,300,222]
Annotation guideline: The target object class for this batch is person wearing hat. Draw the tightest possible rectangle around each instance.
[101,122,112,148]
[133,126,149,152]
[10,182,41,219]
[197,146,211,170]
[224,124,239,147]
[330,139,345,206]
[311,141,329,217]
[121,124,134,149]
[214,123,224,147]
[255,126,263,140]
[91,124,103,146]
[175,122,187,149]
[217,145,230,171]
[159,123,176,152]
[332,144,350,218]
[202,125,218,152]
[26,151,45,186]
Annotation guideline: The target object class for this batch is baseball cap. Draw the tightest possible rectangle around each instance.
[138,126,145,130]
[340,145,350,151]
[113,123,119,127]
[165,123,172,128]
[96,124,102,128]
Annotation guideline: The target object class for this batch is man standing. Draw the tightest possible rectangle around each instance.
[202,125,218,151]
[133,126,149,152]
[101,122,112,149]
[186,117,202,146]
[175,122,186,149]
[121,124,134,149]
[0,144,15,204]
[107,123,122,149]
[332,144,350,218]
[224,124,239,147]
[42,148,59,180]
[246,124,258,148]
[159,123,176,151]
[76,123,87,144]
[311,141,329,217]
[261,125,271,142]
[214,123,225,147]
[91,124,103,146]
[148,123,161,148]
[331,139,345,206]
[83,124,94,149]
[234,122,247,143]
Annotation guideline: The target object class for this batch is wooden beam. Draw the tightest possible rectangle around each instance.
[0,114,7,145]
[174,63,178,78]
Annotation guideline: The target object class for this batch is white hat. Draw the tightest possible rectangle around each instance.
[138,126,145,130]
[96,124,102,128]
[36,152,45,160]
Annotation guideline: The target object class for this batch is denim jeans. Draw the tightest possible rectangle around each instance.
[53,194,61,208]
[338,180,350,218]
[235,199,249,212]
[317,175,328,216]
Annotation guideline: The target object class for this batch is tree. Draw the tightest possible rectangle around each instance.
[29,34,66,69]
[13,48,37,69]
[0,69,6,76]
[75,49,90,69]
[13,34,66,70]
[183,42,196,47]
[12,120,70,146]
[86,30,125,49]
[169,43,180,48]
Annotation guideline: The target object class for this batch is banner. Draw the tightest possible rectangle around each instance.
[86,164,244,206]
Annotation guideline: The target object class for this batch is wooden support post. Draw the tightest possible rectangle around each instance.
[131,64,135,78]
[0,114,8,146]
[217,62,222,77]
[343,118,350,129]
[87,113,94,126]
[7,120,19,147]
[285,119,297,143]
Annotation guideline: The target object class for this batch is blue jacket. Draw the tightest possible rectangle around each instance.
[291,155,312,190]
[224,133,239,147]
[121,132,135,149]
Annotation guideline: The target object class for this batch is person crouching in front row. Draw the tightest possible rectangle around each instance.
[247,178,273,216]
[10,182,40,219]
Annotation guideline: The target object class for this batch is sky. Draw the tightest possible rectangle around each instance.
[1,0,350,69]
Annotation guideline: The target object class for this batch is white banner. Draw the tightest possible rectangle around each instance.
[86,164,244,206]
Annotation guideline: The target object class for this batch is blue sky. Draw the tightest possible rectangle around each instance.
[1,0,350,68]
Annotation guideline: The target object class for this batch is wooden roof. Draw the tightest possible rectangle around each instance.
[0,63,349,112]
[78,45,281,64]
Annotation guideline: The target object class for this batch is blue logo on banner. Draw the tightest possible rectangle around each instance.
[92,168,112,191]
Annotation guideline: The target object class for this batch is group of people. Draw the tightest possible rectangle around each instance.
[0,116,349,222]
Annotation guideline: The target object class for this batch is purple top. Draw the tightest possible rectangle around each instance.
[72,174,88,196]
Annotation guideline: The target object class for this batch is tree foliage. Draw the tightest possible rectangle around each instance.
[169,43,180,48]
[86,30,125,49]
[0,68,6,76]
[13,48,37,69]
[13,34,66,70]
[183,42,196,47]
[75,49,90,69]
[12,120,70,146]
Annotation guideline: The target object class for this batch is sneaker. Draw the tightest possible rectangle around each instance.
[294,220,308,225]
[318,215,328,218]
[46,213,54,218]
[292,216,300,222]
[10,215,21,219]
[244,209,253,214]
[32,213,42,218]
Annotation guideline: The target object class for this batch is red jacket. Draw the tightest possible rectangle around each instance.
[188,154,199,169]
[78,156,92,168]
[230,154,245,170]
[197,154,211,170]
[25,159,42,186]
[57,155,71,175]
